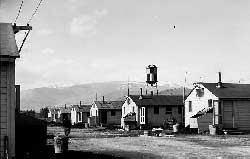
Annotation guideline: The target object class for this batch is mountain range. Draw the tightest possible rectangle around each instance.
[20,81,191,111]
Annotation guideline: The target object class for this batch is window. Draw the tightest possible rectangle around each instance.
[208,99,212,107]
[154,106,159,114]
[178,106,182,114]
[111,110,116,116]
[140,107,145,124]
[78,112,82,121]
[166,107,172,114]
[189,101,192,112]
[196,88,204,97]
[213,100,222,124]
[127,98,130,105]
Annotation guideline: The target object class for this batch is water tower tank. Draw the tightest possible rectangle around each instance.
[146,65,158,86]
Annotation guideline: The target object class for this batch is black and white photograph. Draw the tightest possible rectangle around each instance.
[1,0,250,158]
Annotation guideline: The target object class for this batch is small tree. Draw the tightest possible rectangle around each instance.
[40,107,49,118]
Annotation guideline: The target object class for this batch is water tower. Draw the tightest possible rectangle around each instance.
[146,65,158,87]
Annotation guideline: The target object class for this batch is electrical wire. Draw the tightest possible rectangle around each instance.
[14,0,24,23]
[27,0,44,24]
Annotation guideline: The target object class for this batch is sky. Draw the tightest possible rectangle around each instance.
[1,0,250,90]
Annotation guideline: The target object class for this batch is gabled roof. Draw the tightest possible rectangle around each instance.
[93,101,123,110]
[0,23,19,57]
[72,105,91,112]
[191,107,213,118]
[124,112,136,122]
[49,108,59,114]
[129,95,183,106]
[201,83,250,99]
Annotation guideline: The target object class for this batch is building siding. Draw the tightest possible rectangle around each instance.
[185,84,218,128]
[0,61,16,158]
[121,98,139,128]
[146,106,182,127]
[197,113,213,133]
[107,110,121,125]
[224,100,250,130]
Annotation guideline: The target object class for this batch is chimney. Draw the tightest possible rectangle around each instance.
[103,96,105,104]
[157,89,159,95]
[146,89,147,95]
[217,72,222,88]
[80,101,81,106]
[151,91,153,96]
[65,104,66,109]
[140,88,143,96]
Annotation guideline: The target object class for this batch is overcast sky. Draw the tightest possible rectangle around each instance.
[1,0,250,89]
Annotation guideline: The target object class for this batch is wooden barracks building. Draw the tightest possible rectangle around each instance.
[0,23,31,159]
[185,72,250,133]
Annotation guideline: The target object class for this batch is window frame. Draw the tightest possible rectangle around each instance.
[166,107,172,114]
[111,110,116,116]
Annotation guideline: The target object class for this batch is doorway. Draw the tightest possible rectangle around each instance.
[101,111,107,124]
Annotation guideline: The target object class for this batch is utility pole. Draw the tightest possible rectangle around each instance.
[182,72,187,124]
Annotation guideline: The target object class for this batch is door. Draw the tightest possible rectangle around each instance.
[101,111,107,124]
[223,100,234,128]
[140,107,145,124]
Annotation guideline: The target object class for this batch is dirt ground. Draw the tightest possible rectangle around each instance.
[48,127,250,158]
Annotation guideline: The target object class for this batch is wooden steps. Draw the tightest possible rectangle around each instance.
[222,128,244,135]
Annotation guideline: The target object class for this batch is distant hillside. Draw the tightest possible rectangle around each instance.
[20,81,189,111]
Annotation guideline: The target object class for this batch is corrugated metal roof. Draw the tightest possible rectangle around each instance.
[201,83,250,99]
[130,95,183,106]
[94,101,123,110]
[0,23,19,57]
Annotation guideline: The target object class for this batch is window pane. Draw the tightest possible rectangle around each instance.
[178,106,182,114]
[189,101,192,112]
[208,99,212,107]
[218,102,222,114]
[154,106,159,114]
[215,116,218,124]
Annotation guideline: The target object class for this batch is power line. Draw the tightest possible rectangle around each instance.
[27,0,44,24]
[14,0,24,23]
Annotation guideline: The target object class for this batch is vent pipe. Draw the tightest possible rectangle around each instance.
[103,96,105,104]
[151,91,153,96]
[217,72,222,88]
[140,88,143,96]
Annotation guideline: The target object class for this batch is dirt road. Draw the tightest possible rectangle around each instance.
[48,127,250,158]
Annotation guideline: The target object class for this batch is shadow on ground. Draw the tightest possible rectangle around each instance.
[17,145,160,159]
[55,150,160,159]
